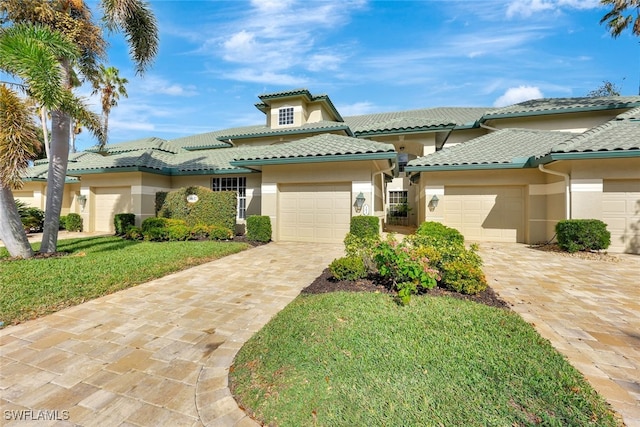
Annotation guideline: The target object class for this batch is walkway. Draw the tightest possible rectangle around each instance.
[1,242,343,426]
[478,243,640,426]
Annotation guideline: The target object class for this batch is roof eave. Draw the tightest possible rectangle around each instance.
[217,125,353,141]
[354,125,455,137]
[549,150,640,161]
[405,161,530,173]
[231,152,397,167]
[480,103,640,122]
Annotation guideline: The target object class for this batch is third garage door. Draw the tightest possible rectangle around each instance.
[444,186,525,242]
[279,183,351,243]
[603,180,640,254]
[93,187,131,233]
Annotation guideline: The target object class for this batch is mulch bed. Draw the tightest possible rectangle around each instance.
[301,268,510,309]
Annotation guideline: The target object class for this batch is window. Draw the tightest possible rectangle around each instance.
[212,177,246,219]
[278,107,294,125]
[398,153,409,172]
[388,190,408,218]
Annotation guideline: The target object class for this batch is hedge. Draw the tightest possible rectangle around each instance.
[246,215,272,242]
[555,219,611,253]
[114,213,136,235]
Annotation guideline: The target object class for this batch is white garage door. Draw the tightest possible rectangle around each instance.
[444,186,525,242]
[279,183,351,243]
[603,180,640,254]
[93,187,131,232]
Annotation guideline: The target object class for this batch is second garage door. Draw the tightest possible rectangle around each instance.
[279,183,351,243]
[93,187,131,233]
[603,180,640,254]
[444,186,525,242]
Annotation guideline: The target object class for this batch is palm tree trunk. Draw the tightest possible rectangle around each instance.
[40,106,50,159]
[0,185,34,258]
[40,108,71,253]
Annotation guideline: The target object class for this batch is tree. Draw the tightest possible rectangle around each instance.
[0,23,83,258]
[1,0,158,254]
[600,0,640,37]
[92,65,128,148]
[587,80,622,97]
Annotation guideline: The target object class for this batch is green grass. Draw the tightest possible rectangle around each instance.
[231,292,620,427]
[0,236,248,325]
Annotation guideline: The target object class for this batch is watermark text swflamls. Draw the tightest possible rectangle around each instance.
[4,409,70,421]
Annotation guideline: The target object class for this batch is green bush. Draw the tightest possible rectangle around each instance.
[141,217,168,232]
[246,215,272,242]
[343,232,380,272]
[155,191,168,215]
[329,256,367,281]
[158,186,236,236]
[65,213,83,232]
[21,207,45,232]
[166,223,191,241]
[208,225,233,240]
[143,227,169,242]
[440,246,488,294]
[125,226,143,240]
[190,223,211,240]
[415,221,465,246]
[350,216,380,239]
[556,219,611,253]
[59,215,67,230]
[114,213,136,235]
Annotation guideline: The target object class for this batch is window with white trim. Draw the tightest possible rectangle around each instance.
[388,190,408,218]
[212,177,246,219]
[278,107,294,125]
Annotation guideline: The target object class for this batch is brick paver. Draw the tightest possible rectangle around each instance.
[1,242,343,426]
[479,243,640,426]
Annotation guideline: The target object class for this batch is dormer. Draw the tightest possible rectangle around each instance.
[255,89,344,130]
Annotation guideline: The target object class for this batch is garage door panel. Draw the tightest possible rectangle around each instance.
[94,187,131,233]
[444,186,524,243]
[278,183,351,243]
[603,180,640,254]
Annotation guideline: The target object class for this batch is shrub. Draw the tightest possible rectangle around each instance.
[21,207,45,232]
[415,221,465,246]
[125,226,143,240]
[141,217,168,232]
[373,235,439,305]
[158,186,236,236]
[59,215,67,230]
[65,213,83,232]
[343,232,380,272]
[143,227,169,241]
[166,223,191,241]
[246,215,272,242]
[350,216,380,239]
[155,191,168,215]
[114,213,136,236]
[556,219,611,253]
[329,256,367,281]
[208,225,233,240]
[190,223,211,240]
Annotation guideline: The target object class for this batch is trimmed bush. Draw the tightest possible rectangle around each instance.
[141,217,168,232]
[155,191,168,215]
[329,256,367,281]
[166,223,191,241]
[158,186,236,235]
[556,219,611,253]
[65,213,83,232]
[21,207,44,232]
[59,215,67,230]
[246,215,272,242]
[143,227,169,241]
[415,221,465,246]
[350,216,380,239]
[190,223,211,240]
[208,225,233,240]
[114,213,136,236]
[125,226,143,240]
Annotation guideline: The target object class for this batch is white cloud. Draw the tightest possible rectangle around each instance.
[506,0,600,18]
[307,54,343,72]
[222,69,308,86]
[493,86,544,107]
[337,101,379,116]
[137,76,198,97]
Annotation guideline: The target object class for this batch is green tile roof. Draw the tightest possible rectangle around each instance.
[216,121,352,140]
[406,129,572,171]
[615,106,640,120]
[255,88,344,122]
[344,107,490,136]
[482,96,640,120]
[552,119,640,154]
[231,133,396,165]
[85,137,185,154]
[170,131,232,150]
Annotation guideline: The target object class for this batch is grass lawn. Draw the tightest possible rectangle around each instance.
[231,292,620,426]
[0,236,249,326]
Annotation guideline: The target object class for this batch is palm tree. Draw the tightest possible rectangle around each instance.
[1,0,158,254]
[600,0,640,37]
[0,23,88,258]
[93,65,128,148]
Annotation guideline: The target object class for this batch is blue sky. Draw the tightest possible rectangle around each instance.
[72,0,639,150]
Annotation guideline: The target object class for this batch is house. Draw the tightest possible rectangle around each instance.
[17,90,640,253]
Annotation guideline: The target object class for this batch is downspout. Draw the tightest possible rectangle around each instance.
[373,161,396,219]
[480,123,500,131]
[538,164,571,219]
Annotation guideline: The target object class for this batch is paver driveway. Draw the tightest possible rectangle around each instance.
[478,243,640,427]
[1,242,343,426]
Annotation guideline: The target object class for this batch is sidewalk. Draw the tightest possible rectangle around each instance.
[1,242,344,426]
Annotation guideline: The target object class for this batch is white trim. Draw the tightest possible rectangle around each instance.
[425,186,444,196]
[352,181,371,193]
[571,179,603,193]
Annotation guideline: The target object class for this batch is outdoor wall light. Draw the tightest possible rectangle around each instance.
[354,192,366,213]
[77,194,87,211]
[428,194,439,211]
